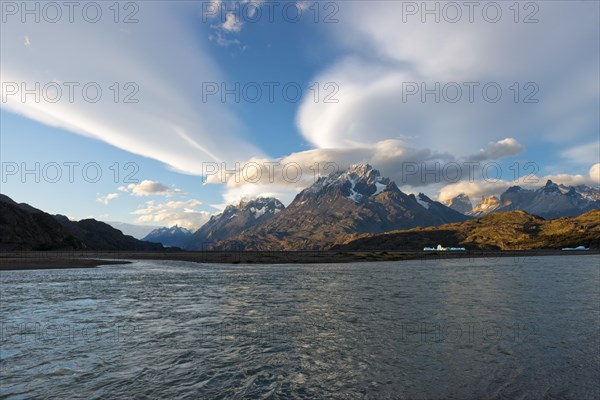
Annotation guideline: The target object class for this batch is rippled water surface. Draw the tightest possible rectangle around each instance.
[1,255,599,399]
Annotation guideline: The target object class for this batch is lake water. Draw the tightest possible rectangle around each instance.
[1,255,599,399]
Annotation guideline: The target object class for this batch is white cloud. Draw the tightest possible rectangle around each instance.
[297,2,599,156]
[120,180,183,197]
[205,139,444,190]
[222,13,243,32]
[468,138,525,162]
[206,1,267,47]
[1,3,262,175]
[96,193,120,205]
[132,200,211,230]
[23,36,30,48]
[590,163,600,184]
[206,137,523,190]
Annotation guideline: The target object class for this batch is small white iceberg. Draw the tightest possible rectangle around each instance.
[424,244,466,252]
[561,246,589,251]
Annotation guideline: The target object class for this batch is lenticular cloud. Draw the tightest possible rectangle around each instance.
[0,2,262,174]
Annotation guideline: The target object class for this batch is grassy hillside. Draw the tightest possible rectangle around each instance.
[336,210,600,251]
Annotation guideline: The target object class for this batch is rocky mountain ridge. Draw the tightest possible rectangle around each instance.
[186,197,285,250]
[444,181,599,219]
[201,164,468,250]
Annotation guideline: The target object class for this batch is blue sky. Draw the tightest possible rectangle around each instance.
[1,1,599,232]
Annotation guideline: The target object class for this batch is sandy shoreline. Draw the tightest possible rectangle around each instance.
[0,249,598,270]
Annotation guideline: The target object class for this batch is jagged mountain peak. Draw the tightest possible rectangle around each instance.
[308,163,394,203]
[566,186,578,196]
[443,193,473,214]
[540,180,561,194]
[413,193,434,209]
[236,197,285,217]
[245,197,285,218]
[185,197,285,249]
[468,195,503,217]
[157,225,192,234]
[221,197,284,219]
[347,162,375,176]
[316,163,380,185]
[497,180,599,218]
[506,185,526,193]
[572,185,600,201]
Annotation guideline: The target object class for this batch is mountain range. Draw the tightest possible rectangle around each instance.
[444,180,600,219]
[3,164,598,252]
[199,164,468,250]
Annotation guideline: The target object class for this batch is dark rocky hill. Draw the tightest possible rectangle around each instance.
[0,194,163,251]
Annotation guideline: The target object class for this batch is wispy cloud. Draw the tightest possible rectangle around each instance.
[561,142,600,166]
[1,3,262,175]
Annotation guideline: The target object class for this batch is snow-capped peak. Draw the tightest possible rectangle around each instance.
[416,193,432,209]
[310,163,393,203]
[142,225,193,245]
[151,225,192,235]
[346,163,375,176]
[240,197,285,218]
[540,180,561,194]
